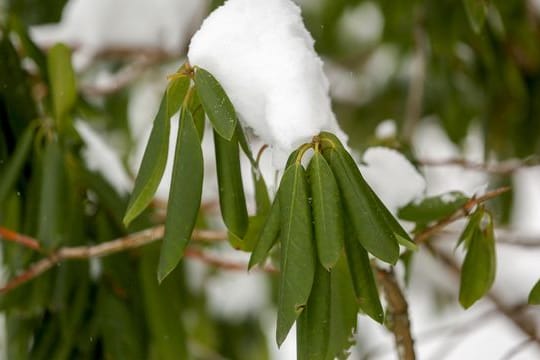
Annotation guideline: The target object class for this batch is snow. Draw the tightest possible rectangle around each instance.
[31,0,208,67]
[375,119,397,139]
[188,0,346,167]
[75,121,132,194]
[360,147,426,213]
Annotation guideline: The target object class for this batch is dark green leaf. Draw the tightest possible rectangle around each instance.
[188,88,205,140]
[322,141,399,264]
[214,129,249,238]
[463,0,489,33]
[231,215,266,252]
[459,213,496,308]
[457,207,484,250]
[47,43,76,132]
[276,163,315,346]
[398,191,469,224]
[0,123,35,205]
[123,96,170,226]
[158,109,203,282]
[529,279,540,305]
[297,264,330,360]
[343,215,384,323]
[37,140,67,248]
[166,76,190,119]
[249,199,280,269]
[194,67,237,140]
[308,152,344,270]
[327,255,358,359]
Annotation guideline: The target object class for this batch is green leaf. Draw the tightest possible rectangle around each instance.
[297,264,330,360]
[308,152,344,270]
[249,199,280,269]
[166,76,190,119]
[231,215,266,252]
[459,213,496,309]
[214,129,249,238]
[140,244,188,360]
[37,140,67,248]
[322,142,399,264]
[398,191,469,224]
[0,123,36,205]
[343,215,384,323]
[188,88,205,140]
[457,207,484,250]
[47,43,76,132]
[529,279,540,305]
[327,255,358,359]
[194,67,237,140]
[463,0,489,33]
[123,96,170,226]
[276,163,316,346]
[158,109,203,282]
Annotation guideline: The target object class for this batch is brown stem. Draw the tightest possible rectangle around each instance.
[377,268,416,360]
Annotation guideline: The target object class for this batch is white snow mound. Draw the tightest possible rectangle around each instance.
[360,147,426,213]
[188,0,345,165]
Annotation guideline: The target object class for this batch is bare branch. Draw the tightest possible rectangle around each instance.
[377,268,416,360]
[417,157,540,175]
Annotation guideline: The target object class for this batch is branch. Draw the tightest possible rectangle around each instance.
[416,157,540,175]
[377,268,416,360]
[426,243,540,348]
[415,186,511,244]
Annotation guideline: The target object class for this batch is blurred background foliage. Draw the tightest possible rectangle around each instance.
[1,0,539,359]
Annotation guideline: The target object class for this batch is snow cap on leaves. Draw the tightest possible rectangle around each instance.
[188,0,346,165]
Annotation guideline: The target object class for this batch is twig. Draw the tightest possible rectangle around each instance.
[416,157,540,175]
[499,339,534,360]
[0,227,42,251]
[376,268,416,360]
[415,186,510,244]
[426,243,540,348]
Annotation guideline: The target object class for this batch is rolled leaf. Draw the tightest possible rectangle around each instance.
[158,109,203,282]
[214,129,249,238]
[194,67,237,140]
[123,96,170,226]
[249,199,280,269]
[308,152,344,270]
[276,163,315,346]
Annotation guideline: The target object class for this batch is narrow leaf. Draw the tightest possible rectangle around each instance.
[323,145,399,264]
[214,129,249,238]
[459,213,496,308]
[0,123,36,205]
[297,264,331,360]
[249,199,280,269]
[463,0,489,33]
[47,43,77,131]
[343,215,384,323]
[194,67,237,140]
[457,207,484,250]
[123,96,170,226]
[188,88,205,140]
[398,191,469,224]
[308,152,344,270]
[158,109,203,282]
[529,279,540,305]
[166,76,190,119]
[276,163,316,346]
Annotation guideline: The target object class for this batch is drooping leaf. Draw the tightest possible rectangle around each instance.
[321,136,399,264]
[529,279,540,305]
[231,214,266,252]
[308,152,344,270]
[297,264,330,360]
[188,87,205,140]
[276,163,315,346]
[459,213,496,309]
[249,199,280,269]
[166,75,190,119]
[123,96,170,226]
[158,109,203,282]
[0,122,36,205]
[214,129,249,238]
[47,43,76,132]
[398,191,469,224]
[457,207,484,250]
[343,215,384,323]
[327,255,358,359]
[194,67,237,140]
[140,244,188,360]
[463,0,489,33]
[37,140,67,248]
